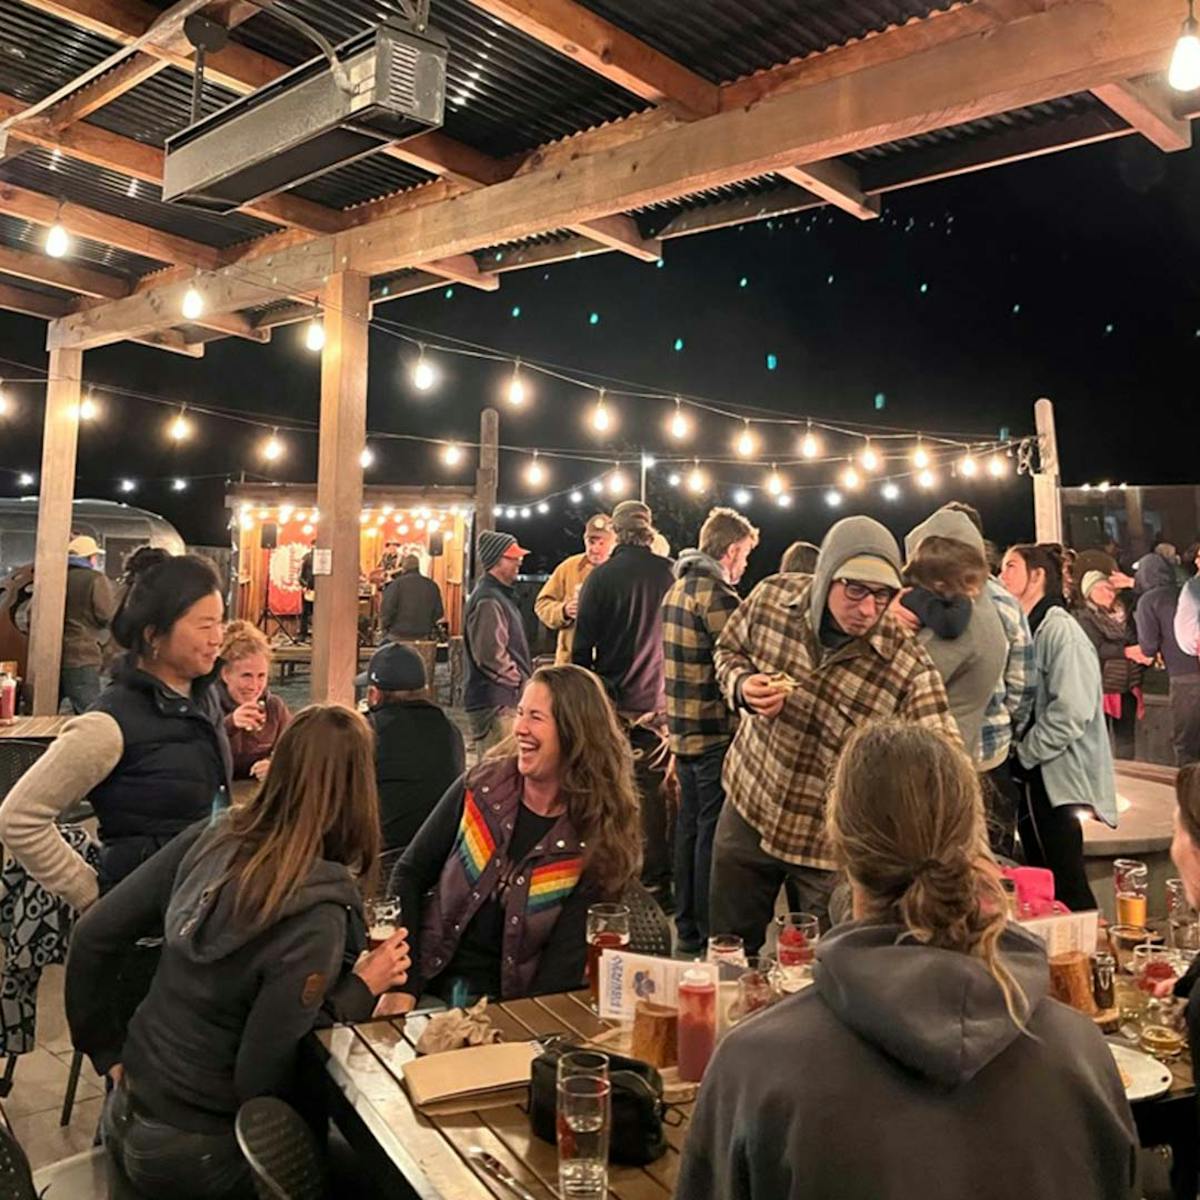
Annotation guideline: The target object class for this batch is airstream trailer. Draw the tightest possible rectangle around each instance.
[0,497,184,580]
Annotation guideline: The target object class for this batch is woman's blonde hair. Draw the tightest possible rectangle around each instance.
[828,721,1027,1027]
[490,664,642,894]
[213,705,381,925]
[220,619,272,665]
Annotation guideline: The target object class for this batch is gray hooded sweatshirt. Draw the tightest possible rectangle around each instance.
[904,509,1009,759]
[67,819,372,1134]
[679,921,1138,1200]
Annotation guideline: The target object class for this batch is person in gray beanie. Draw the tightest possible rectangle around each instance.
[464,531,531,758]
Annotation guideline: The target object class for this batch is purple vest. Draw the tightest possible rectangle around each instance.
[418,757,587,999]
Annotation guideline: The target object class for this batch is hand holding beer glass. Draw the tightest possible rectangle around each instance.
[354,895,411,998]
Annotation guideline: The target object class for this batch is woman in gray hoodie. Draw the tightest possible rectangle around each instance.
[679,722,1136,1200]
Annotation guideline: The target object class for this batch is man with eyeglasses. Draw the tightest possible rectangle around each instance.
[712,515,957,947]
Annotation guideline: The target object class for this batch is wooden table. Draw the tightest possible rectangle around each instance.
[314,991,689,1199]
[0,716,71,740]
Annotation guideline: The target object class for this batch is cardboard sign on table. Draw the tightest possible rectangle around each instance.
[1017,909,1100,956]
[597,949,718,1022]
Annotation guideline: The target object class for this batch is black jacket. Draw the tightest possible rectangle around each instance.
[369,699,465,855]
[66,819,375,1135]
[380,569,444,639]
[90,659,233,891]
[1135,554,1199,678]
[572,543,675,713]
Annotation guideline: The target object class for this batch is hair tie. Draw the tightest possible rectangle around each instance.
[913,859,941,878]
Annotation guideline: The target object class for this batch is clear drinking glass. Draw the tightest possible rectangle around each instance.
[706,934,747,967]
[1108,923,1153,975]
[557,1050,609,1087]
[774,912,820,993]
[1167,879,1195,949]
[1113,859,1149,927]
[730,955,779,1025]
[586,904,630,1010]
[557,1075,611,1198]
[365,895,402,950]
[1132,944,1178,995]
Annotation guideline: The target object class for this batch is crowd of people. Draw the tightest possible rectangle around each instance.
[3,503,1200,1197]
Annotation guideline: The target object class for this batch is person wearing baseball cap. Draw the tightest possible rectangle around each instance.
[356,642,464,855]
[62,533,117,713]
[464,530,532,757]
[534,514,615,664]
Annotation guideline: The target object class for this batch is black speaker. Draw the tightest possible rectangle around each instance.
[260,522,278,550]
[429,531,445,557]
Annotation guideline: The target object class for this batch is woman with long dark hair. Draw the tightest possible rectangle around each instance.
[1000,543,1115,909]
[66,706,410,1199]
[388,663,642,1009]
[679,723,1136,1200]
[0,554,233,909]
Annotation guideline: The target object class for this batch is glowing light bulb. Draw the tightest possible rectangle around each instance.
[882,482,901,501]
[0,381,7,416]
[733,488,752,506]
[841,465,861,491]
[443,443,463,467]
[800,425,820,459]
[537,502,550,515]
[526,454,545,487]
[959,453,978,478]
[591,392,611,433]
[519,508,531,520]
[776,494,793,509]
[17,472,34,487]
[506,365,526,406]
[305,320,325,352]
[279,506,293,524]
[168,410,190,441]
[360,447,374,469]
[860,442,880,472]
[119,478,136,494]
[590,480,604,495]
[687,462,707,494]
[912,443,930,470]
[825,491,843,508]
[988,453,1007,478]
[44,223,70,259]
[608,468,629,496]
[917,468,936,490]
[765,466,784,496]
[669,400,690,440]
[261,430,284,462]
[79,392,99,421]
[1170,10,1200,91]
[569,491,583,504]
[172,478,188,492]
[735,421,755,459]
[181,286,204,321]
[302,523,314,535]
[641,454,656,470]
[412,353,437,392]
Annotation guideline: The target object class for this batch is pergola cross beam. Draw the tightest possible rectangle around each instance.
[1092,76,1192,151]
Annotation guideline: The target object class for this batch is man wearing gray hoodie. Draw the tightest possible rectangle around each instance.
[712,516,956,943]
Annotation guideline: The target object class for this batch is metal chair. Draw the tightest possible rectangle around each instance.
[0,741,45,803]
[621,879,673,958]
[235,1098,325,1200]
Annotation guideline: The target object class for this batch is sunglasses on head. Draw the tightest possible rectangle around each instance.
[836,579,898,606]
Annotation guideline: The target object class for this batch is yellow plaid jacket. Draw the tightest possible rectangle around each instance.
[714,573,958,871]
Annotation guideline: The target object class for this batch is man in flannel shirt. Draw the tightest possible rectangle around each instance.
[712,515,957,949]
[662,507,760,954]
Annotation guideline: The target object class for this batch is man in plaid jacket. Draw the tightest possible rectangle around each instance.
[662,507,760,954]
[712,515,958,948]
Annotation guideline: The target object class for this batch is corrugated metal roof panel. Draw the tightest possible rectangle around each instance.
[577,0,958,84]
[231,0,646,156]
[0,0,120,104]
[291,155,435,208]
[0,145,277,247]
[0,213,163,276]
[0,270,73,300]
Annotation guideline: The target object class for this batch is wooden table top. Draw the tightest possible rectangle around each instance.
[315,991,689,1199]
[0,716,71,740]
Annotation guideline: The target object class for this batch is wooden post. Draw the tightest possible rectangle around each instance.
[1033,397,1063,545]
[311,272,369,707]
[476,407,499,538]
[28,348,83,715]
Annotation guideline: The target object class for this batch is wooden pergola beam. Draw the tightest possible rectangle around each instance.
[1092,76,1191,151]
[421,254,501,291]
[565,215,661,262]
[0,243,130,298]
[0,281,70,319]
[45,55,168,131]
[778,160,881,220]
[463,0,719,117]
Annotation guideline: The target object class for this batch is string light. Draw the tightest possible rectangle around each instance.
[668,472,681,487]
[45,221,70,259]
[305,319,325,352]
[765,465,785,496]
[776,494,793,509]
[917,468,937,490]
[412,346,438,392]
[668,397,690,441]
[733,488,752,506]
[537,502,550,515]
[988,453,1007,478]
[119,478,136,494]
[687,460,707,494]
[168,408,191,441]
[641,453,656,469]
[959,451,978,478]
[78,390,99,421]
[506,362,526,406]
[442,442,463,467]
[881,482,901,501]
[17,472,34,487]
[520,507,531,519]
[302,522,314,535]
[825,491,843,508]
[278,505,294,524]
[1170,0,1200,90]
[591,389,612,434]
[172,478,188,492]
[734,420,756,459]
[181,284,204,322]
[569,490,583,504]
[860,441,880,472]
[800,421,820,459]
[0,380,7,416]
[912,441,930,470]
[525,452,546,487]
[261,428,284,462]
[841,464,861,491]
[608,467,629,496]
[589,480,604,495]
[360,446,374,469]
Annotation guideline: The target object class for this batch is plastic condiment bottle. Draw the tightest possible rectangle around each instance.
[677,968,717,1083]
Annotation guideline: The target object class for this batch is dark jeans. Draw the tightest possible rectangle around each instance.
[103,1084,253,1200]
[983,757,1022,862]
[1106,691,1137,761]
[60,665,101,714]
[709,803,837,955]
[1016,765,1097,911]
[673,744,729,946]
[627,721,673,898]
[1170,676,1200,766]
[299,597,313,641]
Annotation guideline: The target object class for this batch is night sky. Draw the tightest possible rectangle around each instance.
[1,132,1197,585]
